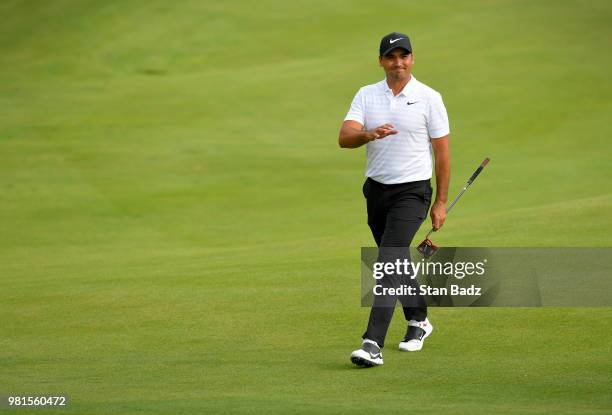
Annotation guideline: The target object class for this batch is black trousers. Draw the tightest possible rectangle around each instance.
[362,177,432,348]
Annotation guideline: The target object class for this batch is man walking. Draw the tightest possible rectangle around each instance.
[339,32,451,367]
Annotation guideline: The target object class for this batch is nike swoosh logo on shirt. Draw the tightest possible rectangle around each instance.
[406,101,418,105]
[389,38,404,44]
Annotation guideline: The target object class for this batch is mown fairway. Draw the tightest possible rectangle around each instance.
[1,1,611,413]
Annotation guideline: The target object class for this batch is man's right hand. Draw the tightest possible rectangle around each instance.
[339,121,398,148]
[364,123,398,141]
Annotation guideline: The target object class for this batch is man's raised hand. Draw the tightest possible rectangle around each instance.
[365,123,398,140]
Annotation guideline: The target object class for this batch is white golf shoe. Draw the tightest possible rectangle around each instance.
[350,339,383,367]
[399,318,433,351]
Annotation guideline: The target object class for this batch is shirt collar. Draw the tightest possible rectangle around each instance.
[380,76,417,97]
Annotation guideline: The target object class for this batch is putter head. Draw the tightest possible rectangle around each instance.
[417,238,438,258]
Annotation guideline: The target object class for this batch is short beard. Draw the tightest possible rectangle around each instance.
[387,71,408,82]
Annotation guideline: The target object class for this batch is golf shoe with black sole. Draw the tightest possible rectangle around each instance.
[350,340,383,367]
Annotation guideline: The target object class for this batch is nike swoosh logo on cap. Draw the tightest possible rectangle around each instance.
[389,38,404,44]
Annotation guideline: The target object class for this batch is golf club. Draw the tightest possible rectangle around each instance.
[417,157,490,257]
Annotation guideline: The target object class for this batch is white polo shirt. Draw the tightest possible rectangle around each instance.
[344,77,450,184]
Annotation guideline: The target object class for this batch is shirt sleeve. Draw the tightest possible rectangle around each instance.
[427,92,450,139]
[344,88,365,125]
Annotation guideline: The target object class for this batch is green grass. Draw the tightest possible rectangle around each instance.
[1,0,611,413]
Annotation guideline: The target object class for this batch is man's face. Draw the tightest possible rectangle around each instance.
[379,48,414,81]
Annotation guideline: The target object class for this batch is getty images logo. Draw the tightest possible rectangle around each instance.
[372,258,488,280]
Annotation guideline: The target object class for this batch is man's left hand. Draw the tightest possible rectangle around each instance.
[430,200,446,231]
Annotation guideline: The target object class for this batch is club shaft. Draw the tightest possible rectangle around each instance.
[446,185,468,214]
[425,157,489,238]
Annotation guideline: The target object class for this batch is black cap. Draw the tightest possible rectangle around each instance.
[379,32,412,56]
